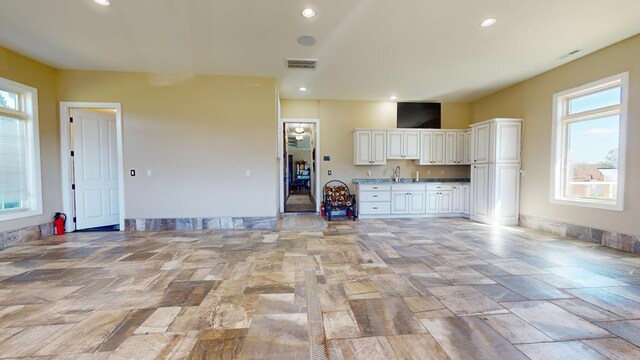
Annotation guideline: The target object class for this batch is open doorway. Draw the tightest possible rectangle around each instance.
[280,119,320,213]
[60,102,125,232]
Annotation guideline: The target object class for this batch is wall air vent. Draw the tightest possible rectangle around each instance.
[285,58,318,70]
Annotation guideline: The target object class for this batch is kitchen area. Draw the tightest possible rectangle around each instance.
[351,106,522,226]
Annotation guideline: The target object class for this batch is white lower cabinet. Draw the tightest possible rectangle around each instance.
[426,186,453,214]
[391,191,410,214]
[462,184,470,215]
[357,184,391,216]
[391,184,426,215]
[357,182,469,218]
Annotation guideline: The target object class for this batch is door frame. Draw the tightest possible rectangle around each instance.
[279,118,321,213]
[59,102,125,232]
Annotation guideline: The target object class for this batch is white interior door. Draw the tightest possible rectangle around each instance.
[73,109,119,230]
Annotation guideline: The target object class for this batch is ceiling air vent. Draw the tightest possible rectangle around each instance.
[285,58,318,70]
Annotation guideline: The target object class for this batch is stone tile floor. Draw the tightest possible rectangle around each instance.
[0,217,639,359]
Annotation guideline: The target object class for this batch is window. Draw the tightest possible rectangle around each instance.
[551,73,628,211]
[0,77,42,221]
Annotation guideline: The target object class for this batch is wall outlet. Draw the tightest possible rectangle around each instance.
[146,169,152,177]
[440,170,445,175]
[427,170,431,175]
[367,170,372,176]
[245,170,251,177]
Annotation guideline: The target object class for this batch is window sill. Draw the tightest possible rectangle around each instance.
[0,209,43,222]
[551,197,623,211]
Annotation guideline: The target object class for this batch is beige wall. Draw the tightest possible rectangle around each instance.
[57,71,278,218]
[0,47,60,232]
[471,34,640,235]
[281,100,471,191]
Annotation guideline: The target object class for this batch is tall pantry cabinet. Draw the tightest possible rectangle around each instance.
[470,118,522,226]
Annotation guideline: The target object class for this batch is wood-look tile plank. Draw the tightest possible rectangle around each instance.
[595,320,640,347]
[350,298,426,336]
[323,310,361,340]
[502,301,611,341]
[421,316,528,360]
[480,313,552,344]
[327,336,398,360]
[567,287,640,319]
[240,313,309,359]
[516,341,608,360]
[492,276,572,300]
[582,337,640,360]
[386,333,450,360]
[428,286,506,316]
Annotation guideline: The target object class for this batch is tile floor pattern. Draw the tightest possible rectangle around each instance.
[0,217,639,359]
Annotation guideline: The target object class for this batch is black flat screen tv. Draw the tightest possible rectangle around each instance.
[397,102,441,129]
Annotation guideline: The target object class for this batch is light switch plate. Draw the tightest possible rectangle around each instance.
[246,170,251,177]
[146,169,152,176]
[328,170,332,176]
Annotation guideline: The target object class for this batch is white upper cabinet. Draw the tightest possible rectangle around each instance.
[387,131,404,159]
[354,131,372,165]
[472,123,490,164]
[432,132,445,164]
[387,130,420,159]
[371,131,387,164]
[418,130,447,165]
[455,132,466,164]
[445,132,457,165]
[495,121,522,163]
[354,130,386,165]
[404,131,420,159]
[463,131,471,165]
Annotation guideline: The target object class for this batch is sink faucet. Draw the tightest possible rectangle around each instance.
[394,166,401,182]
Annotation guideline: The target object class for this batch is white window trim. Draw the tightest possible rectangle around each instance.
[0,77,43,221]
[550,72,628,211]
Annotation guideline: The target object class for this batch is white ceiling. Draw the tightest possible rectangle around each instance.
[1,0,639,102]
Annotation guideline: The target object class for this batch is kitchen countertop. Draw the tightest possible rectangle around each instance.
[352,178,470,184]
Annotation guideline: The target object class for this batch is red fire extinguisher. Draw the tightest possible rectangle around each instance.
[53,212,66,236]
[320,202,326,217]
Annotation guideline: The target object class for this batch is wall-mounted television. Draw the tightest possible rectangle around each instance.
[397,102,441,129]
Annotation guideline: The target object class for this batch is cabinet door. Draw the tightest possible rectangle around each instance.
[404,131,420,159]
[408,192,426,214]
[471,163,489,219]
[432,131,446,165]
[354,131,372,165]
[495,121,522,163]
[473,124,490,163]
[455,132,466,164]
[451,185,462,213]
[493,164,520,225]
[371,131,387,165]
[462,184,470,215]
[438,191,453,213]
[426,191,439,213]
[419,132,433,165]
[387,131,404,159]
[445,132,457,165]
[391,192,409,214]
[464,131,471,165]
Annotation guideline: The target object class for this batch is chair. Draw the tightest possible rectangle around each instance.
[323,180,357,221]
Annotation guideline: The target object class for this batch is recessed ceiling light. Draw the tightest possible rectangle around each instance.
[299,87,307,92]
[302,8,315,18]
[480,18,497,27]
[94,0,110,6]
[390,96,397,100]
